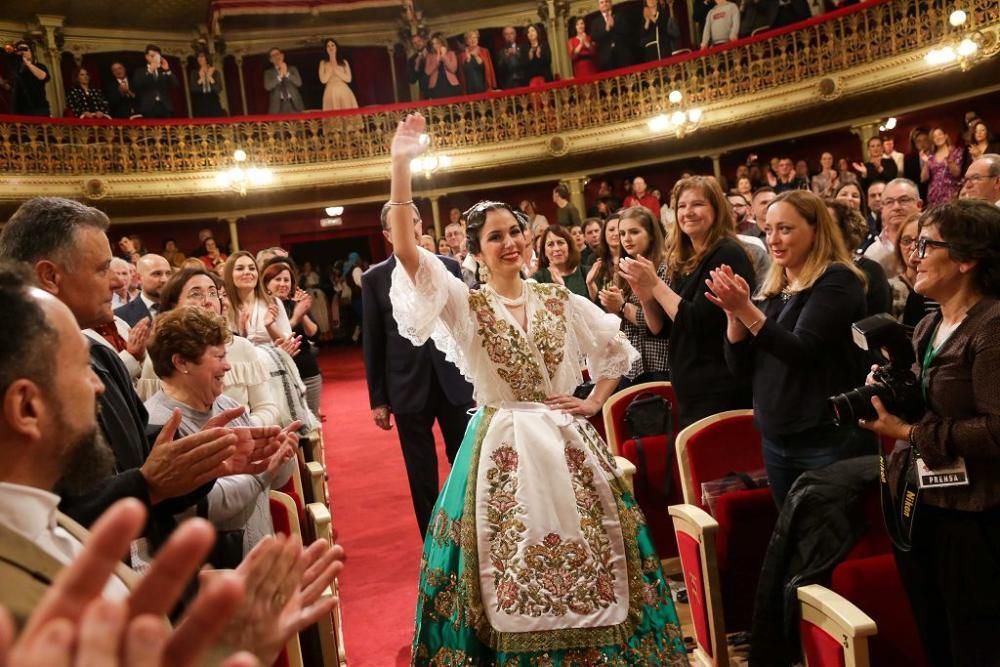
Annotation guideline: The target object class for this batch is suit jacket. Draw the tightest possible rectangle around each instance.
[114,296,151,328]
[361,255,474,415]
[592,9,635,70]
[495,42,527,90]
[408,51,430,98]
[264,66,304,114]
[0,511,138,628]
[131,66,178,118]
[106,78,137,119]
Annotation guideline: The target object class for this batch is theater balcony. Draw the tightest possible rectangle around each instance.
[1,0,998,237]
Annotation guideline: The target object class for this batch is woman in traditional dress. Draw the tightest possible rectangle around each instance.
[388,113,686,666]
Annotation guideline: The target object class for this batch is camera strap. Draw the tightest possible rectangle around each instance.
[879,444,919,552]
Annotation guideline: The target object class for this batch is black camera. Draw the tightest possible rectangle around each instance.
[829,313,923,425]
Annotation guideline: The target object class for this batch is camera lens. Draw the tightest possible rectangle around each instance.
[829,385,880,425]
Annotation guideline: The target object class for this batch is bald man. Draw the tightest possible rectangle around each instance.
[114,253,171,327]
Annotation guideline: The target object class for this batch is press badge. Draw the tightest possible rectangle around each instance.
[916,456,969,489]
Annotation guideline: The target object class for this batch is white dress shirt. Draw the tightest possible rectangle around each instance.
[0,482,129,597]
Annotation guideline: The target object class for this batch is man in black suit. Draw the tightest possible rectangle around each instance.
[407,33,430,100]
[362,202,475,537]
[495,26,527,90]
[592,0,635,71]
[113,253,171,327]
[0,197,282,554]
[132,44,178,119]
[106,61,137,119]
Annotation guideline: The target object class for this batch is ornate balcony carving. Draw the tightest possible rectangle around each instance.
[0,0,997,201]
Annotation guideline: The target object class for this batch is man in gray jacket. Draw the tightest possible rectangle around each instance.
[264,47,303,113]
[701,0,741,48]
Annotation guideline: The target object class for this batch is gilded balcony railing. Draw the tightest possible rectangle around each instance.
[0,0,996,177]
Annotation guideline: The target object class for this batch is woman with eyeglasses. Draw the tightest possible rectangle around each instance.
[858,200,1000,667]
[888,214,940,327]
[137,267,280,428]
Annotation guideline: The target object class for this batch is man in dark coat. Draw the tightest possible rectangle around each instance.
[362,202,475,538]
[592,0,636,71]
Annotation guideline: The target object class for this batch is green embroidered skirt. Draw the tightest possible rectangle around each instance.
[411,407,687,666]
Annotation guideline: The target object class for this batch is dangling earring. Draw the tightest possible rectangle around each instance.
[478,262,490,284]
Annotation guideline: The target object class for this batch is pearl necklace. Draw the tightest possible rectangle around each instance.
[486,283,526,307]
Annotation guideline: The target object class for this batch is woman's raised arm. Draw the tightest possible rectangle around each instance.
[389,114,429,280]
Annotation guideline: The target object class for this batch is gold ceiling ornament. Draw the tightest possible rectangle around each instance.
[924,8,998,70]
[816,76,843,101]
[398,0,427,46]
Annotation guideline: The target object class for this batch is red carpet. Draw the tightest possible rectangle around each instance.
[319,347,450,667]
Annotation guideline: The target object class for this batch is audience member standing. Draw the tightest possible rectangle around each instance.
[2,41,50,116]
[362,202,474,537]
[524,25,553,85]
[223,252,291,345]
[568,17,598,78]
[407,33,430,99]
[641,0,680,62]
[811,152,841,198]
[532,225,590,298]
[827,200,892,317]
[106,61,137,119]
[190,51,224,118]
[593,0,635,70]
[586,214,622,298]
[701,0,740,49]
[854,136,898,190]
[708,190,873,507]
[199,237,228,274]
[960,154,1000,205]
[864,178,922,275]
[623,177,755,426]
[424,33,461,100]
[925,127,964,207]
[132,45,177,119]
[264,47,303,114]
[114,254,171,327]
[319,38,358,111]
[883,136,905,174]
[553,183,582,227]
[886,215,939,327]
[67,68,110,119]
[495,26,527,89]
[623,176,660,213]
[903,126,931,202]
[459,30,497,94]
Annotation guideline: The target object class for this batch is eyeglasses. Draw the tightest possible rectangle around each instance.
[898,235,916,247]
[915,238,952,259]
[960,174,998,186]
[881,196,917,208]
[183,288,220,302]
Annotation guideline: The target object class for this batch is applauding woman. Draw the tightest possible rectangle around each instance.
[531,224,590,297]
[223,251,292,346]
[621,176,754,427]
[858,200,1000,666]
[388,113,686,665]
[707,190,872,506]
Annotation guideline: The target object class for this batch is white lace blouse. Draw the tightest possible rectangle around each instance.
[390,247,637,405]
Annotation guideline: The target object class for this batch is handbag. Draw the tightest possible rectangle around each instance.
[624,393,674,499]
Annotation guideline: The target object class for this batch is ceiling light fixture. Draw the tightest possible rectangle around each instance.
[216,149,273,196]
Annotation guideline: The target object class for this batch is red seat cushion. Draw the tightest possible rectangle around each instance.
[677,531,714,658]
[685,415,762,512]
[800,619,847,667]
[606,385,678,452]
[831,554,929,667]
[842,487,892,561]
[621,435,684,558]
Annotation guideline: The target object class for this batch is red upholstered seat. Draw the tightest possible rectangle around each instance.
[841,487,892,562]
[677,531,713,659]
[831,555,929,667]
[676,411,762,511]
[800,619,848,667]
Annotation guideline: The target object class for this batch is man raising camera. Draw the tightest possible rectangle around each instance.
[1,41,50,117]
[858,200,1000,667]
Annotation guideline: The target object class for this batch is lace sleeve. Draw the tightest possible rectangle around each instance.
[568,293,639,382]
[389,248,477,383]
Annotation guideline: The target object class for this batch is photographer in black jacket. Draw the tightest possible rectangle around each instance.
[1,41,50,116]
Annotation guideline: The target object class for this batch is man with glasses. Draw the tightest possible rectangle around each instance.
[960,154,1000,206]
[864,178,922,273]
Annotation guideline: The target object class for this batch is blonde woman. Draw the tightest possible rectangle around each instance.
[222,251,291,346]
[706,189,873,506]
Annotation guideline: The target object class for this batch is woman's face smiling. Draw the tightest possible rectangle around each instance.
[544,233,570,268]
[764,201,815,276]
[232,256,259,291]
[475,209,526,277]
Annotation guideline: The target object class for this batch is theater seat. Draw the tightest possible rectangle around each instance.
[602,381,677,456]
[268,491,307,667]
[675,409,776,631]
[669,504,728,667]
[798,584,876,667]
[306,502,347,667]
[830,555,928,667]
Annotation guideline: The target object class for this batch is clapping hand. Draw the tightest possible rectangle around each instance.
[598,285,625,314]
[390,113,429,164]
[618,255,659,301]
[704,264,752,313]
[851,161,868,177]
[585,259,604,287]
[274,334,302,357]
[127,316,152,362]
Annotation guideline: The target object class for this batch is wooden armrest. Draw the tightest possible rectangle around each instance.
[307,502,333,545]
[615,455,637,494]
[798,584,878,637]
[306,461,327,505]
[668,503,719,535]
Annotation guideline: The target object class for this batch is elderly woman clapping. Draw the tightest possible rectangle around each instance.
[144,307,298,563]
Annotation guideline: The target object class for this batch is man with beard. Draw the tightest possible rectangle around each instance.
[114,253,171,327]
[0,197,278,560]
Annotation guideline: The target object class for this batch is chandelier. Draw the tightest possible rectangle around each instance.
[411,133,452,178]
[647,90,703,138]
[215,149,274,196]
[924,9,994,70]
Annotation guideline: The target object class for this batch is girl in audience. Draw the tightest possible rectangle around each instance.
[586,213,621,298]
[263,260,324,417]
[924,127,964,206]
[525,24,553,85]
[144,307,296,562]
[531,224,590,297]
[459,30,497,94]
[887,213,940,327]
[137,267,280,428]
[621,176,755,427]
[223,251,292,345]
[641,0,680,62]
[568,17,598,78]
[858,200,1000,666]
[598,206,670,385]
[388,112,686,666]
[827,200,892,316]
[319,38,359,111]
[706,190,873,506]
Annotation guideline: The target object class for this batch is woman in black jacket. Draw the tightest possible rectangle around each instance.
[622,175,755,428]
[706,190,873,506]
